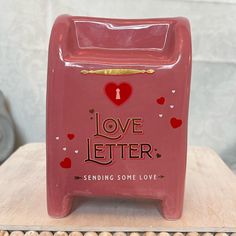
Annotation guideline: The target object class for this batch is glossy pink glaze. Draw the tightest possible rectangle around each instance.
[46,15,192,219]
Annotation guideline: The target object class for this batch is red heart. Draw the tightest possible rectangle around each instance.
[170,117,182,128]
[60,157,71,169]
[67,133,75,140]
[156,97,165,105]
[105,83,132,105]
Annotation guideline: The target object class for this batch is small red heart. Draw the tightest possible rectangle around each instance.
[67,133,75,140]
[156,97,165,105]
[170,117,182,128]
[60,157,71,169]
[105,82,132,106]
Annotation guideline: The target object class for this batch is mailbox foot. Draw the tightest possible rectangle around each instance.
[161,196,183,220]
[47,192,73,218]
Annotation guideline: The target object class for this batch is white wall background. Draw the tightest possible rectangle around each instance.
[0,0,236,172]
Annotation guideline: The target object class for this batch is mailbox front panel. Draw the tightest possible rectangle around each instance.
[47,15,192,220]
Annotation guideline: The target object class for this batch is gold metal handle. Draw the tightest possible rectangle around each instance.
[80,68,155,75]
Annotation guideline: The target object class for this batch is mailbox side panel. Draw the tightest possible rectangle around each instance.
[46,15,75,217]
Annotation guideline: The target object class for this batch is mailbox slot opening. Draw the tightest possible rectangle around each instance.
[75,20,169,51]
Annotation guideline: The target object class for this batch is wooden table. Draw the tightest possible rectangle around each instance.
[0,143,236,234]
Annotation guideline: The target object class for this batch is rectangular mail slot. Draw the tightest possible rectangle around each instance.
[46,15,192,220]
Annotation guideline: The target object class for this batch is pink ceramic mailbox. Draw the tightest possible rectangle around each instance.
[47,15,192,219]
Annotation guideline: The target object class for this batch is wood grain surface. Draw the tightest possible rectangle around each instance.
[0,143,235,232]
